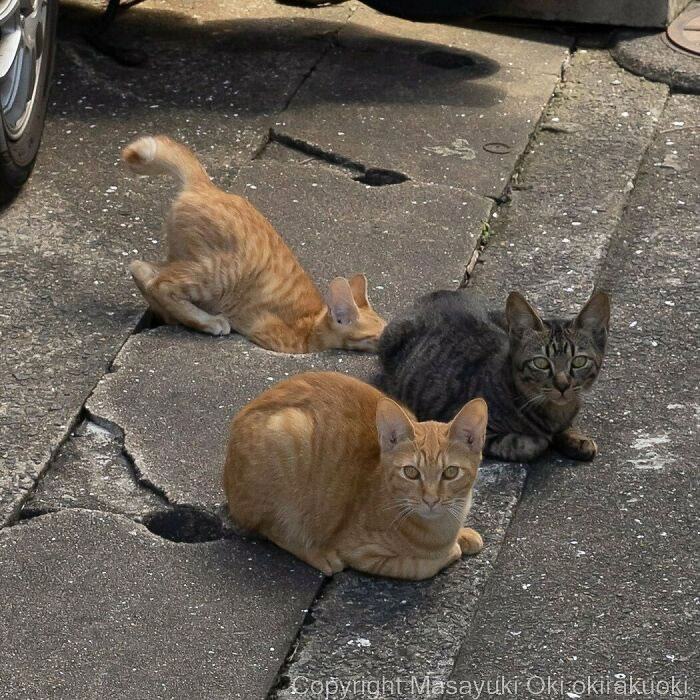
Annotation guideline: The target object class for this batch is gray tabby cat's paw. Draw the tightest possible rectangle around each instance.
[203,316,231,336]
[554,430,598,461]
[572,436,598,461]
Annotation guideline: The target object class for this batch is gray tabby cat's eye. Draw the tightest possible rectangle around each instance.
[531,357,550,370]
[403,466,420,480]
[443,466,460,480]
[572,355,589,368]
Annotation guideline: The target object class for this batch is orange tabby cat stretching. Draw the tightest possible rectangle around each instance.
[224,372,487,580]
[122,135,386,352]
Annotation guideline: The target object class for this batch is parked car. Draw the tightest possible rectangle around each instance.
[0,0,58,203]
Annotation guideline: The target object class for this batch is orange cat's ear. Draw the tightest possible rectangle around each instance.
[348,273,370,308]
[376,398,415,451]
[325,277,360,325]
[448,398,488,452]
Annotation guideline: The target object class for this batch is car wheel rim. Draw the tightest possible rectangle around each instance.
[0,0,47,140]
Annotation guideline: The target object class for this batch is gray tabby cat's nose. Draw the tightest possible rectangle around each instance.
[553,372,571,393]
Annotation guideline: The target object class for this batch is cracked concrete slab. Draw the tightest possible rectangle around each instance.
[274,463,525,699]
[269,48,685,694]
[23,420,165,519]
[276,17,572,197]
[448,92,699,698]
[0,508,323,699]
[87,329,377,511]
[267,48,674,696]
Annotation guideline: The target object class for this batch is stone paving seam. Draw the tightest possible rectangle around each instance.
[277,3,358,116]
[271,464,527,700]
[1,297,153,529]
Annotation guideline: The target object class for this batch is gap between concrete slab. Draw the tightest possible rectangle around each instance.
[468,43,670,295]
[11,300,231,544]
[461,45,576,286]
[279,2,357,114]
[81,407,237,542]
[85,409,170,503]
[19,413,232,544]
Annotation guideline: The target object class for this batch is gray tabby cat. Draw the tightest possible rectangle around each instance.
[376,288,610,462]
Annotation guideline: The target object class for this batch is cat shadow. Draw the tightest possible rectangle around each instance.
[54,1,523,115]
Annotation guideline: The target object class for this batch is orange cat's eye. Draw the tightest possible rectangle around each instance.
[402,466,420,480]
[443,466,460,480]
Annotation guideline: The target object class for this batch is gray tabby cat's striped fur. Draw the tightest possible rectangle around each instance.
[376,288,610,462]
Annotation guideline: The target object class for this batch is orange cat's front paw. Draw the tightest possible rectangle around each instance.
[310,550,345,577]
[203,316,231,336]
[457,527,483,555]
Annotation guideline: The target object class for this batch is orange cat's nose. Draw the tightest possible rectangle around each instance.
[423,495,440,508]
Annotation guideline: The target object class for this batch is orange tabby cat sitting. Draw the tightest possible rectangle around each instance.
[224,372,487,580]
[122,136,386,353]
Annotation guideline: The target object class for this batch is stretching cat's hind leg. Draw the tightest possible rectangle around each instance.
[130,260,231,336]
[486,433,549,462]
[130,260,169,322]
[552,427,597,461]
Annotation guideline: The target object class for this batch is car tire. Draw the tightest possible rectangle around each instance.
[0,0,58,205]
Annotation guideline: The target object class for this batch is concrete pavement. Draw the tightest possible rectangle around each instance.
[450,90,699,699]
[1,1,697,698]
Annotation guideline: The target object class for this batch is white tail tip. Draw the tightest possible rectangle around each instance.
[122,136,158,169]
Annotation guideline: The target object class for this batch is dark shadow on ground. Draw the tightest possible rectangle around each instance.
[55,3,512,118]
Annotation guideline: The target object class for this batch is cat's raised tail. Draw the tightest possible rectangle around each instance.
[122,135,210,188]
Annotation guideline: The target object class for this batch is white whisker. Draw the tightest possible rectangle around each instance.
[444,501,466,524]
[389,504,416,529]
[518,392,544,411]
[381,498,415,512]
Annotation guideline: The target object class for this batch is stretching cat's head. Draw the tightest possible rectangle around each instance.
[314,274,387,352]
[375,397,487,521]
[506,290,610,409]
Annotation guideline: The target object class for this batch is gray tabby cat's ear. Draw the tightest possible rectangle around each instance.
[448,398,488,452]
[348,273,370,308]
[326,277,360,325]
[574,290,610,351]
[575,290,610,332]
[506,291,545,337]
[376,398,415,451]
